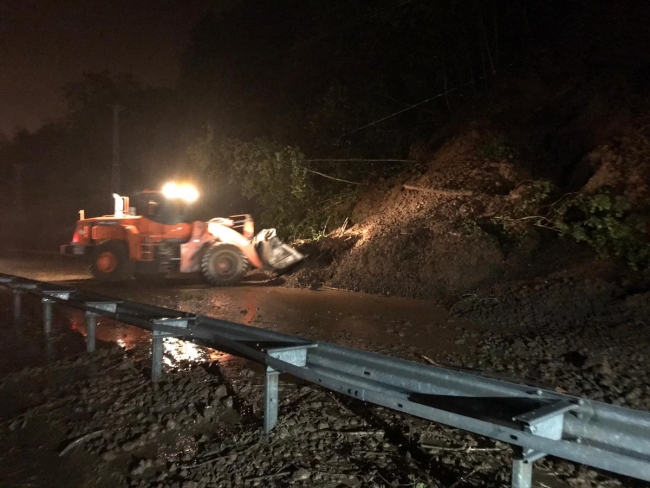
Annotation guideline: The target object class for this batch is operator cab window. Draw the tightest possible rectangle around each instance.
[132,192,190,225]
[147,200,160,217]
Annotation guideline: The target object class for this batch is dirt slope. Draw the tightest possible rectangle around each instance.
[285,25,650,300]
[287,128,649,298]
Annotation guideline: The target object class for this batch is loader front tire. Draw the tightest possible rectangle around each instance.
[90,241,132,281]
[201,244,248,286]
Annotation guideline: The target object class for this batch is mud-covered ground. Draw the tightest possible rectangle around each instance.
[1,255,650,487]
[0,347,514,488]
[0,337,638,488]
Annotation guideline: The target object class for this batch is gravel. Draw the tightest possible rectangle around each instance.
[444,275,650,412]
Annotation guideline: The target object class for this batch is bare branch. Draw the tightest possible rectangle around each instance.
[307,169,361,185]
[403,184,473,197]
[305,159,413,163]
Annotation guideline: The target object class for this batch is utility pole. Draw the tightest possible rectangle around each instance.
[110,104,124,194]
[13,164,24,248]
[14,164,24,217]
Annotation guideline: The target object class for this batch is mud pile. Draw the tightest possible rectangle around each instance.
[581,129,650,206]
[443,273,650,410]
[1,342,635,488]
[286,114,650,302]
[287,131,583,298]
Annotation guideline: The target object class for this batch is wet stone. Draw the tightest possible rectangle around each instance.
[214,384,228,399]
[292,468,311,481]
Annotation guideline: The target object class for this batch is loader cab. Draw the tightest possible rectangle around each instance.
[132,191,191,225]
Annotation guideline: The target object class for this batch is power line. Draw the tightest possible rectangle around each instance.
[320,40,556,148]
[305,158,413,163]
[306,168,361,185]
[323,82,466,145]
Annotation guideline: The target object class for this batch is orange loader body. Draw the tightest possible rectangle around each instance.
[61,191,303,285]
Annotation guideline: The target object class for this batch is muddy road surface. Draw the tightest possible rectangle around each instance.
[0,253,473,369]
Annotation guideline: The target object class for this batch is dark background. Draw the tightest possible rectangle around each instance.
[0,0,213,135]
[1,0,648,249]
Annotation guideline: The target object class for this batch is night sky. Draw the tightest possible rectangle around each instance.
[0,0,213,136]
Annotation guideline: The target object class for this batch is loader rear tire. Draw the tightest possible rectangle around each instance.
[90,241,132,281]
[201,244,248,286]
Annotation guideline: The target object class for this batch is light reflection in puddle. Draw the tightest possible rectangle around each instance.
[162,338,239,367]
[68,314,149,349]
[163,338,203,366]
[68,312,239,367]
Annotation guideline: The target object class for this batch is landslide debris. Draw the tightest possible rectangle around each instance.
[0,346,513,488]
[287,124,650,299]
[1,343,638,488]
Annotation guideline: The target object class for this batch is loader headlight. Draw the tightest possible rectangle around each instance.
[162,182,199,203]
[178,184,199,203]
[162,182,179,199]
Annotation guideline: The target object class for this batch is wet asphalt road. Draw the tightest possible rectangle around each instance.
[0,253,473,374]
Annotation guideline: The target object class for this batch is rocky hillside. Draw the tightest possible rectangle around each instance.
[287,126,650,299]
[285,4,650,300]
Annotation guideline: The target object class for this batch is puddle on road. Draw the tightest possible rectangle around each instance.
[0,298,241,378]
[1,256,477,378]
[68,277,475,360]
[0,284,475,388]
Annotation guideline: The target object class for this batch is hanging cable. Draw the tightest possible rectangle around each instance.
[305,169,361,185]
[304,158,413,163]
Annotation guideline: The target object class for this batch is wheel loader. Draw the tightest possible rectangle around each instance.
[60,183,304,285]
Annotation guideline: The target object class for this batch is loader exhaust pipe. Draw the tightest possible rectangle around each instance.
[112,194,129,217]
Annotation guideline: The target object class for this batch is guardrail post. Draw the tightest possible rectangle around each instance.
[42,298,54,335]
[85,312,98,353]
[84,302,118,355]
[262,344,316,433]
[510,400,576,488]
[13,290,22,324]
[511,455,532,488]
[264,369,280,433]
[151,330,165,382]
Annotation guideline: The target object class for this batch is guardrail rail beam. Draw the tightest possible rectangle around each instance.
[1,272,650,485]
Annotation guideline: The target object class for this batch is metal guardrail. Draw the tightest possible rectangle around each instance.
[1,272,649,487]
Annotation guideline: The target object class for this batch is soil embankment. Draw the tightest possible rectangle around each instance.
[285,1,650,303]
[282,21,650,389]
[281,127,650,413]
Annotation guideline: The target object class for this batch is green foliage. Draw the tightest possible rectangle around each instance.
[511,179,555,217]
[465,214,524,255]
[462,180,555,253]
[479,136,521,161]
[550,190,650,269]
[212,138,357,238]
[484,215,522,250]
[187,124,219,176]
[219,139,308,229]
[517,180,554,205]
[407,474,429,488]
[465,181,649,269]
[461,218,483,237]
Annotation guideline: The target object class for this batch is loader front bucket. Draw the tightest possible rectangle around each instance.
[254,229,305,270]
